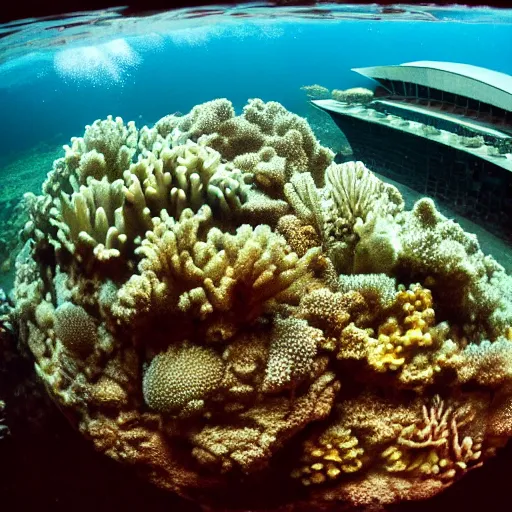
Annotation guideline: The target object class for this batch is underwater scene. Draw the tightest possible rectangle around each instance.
[1,3,512,511]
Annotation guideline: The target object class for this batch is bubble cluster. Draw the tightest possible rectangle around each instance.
[53,38,141,86]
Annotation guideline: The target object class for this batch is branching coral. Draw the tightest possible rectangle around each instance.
[12,98,512,512]
[112,205,321,336]
[381,396,484,481]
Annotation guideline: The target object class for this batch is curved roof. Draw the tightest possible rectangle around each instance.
[352,61,512,112]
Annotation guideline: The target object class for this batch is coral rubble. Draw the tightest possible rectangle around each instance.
[11,98,512,511]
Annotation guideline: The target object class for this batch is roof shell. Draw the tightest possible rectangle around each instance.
[353,61,512,113]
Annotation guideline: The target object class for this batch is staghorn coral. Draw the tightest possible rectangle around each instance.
[112,204,321,337]
[381,395,486,481]
[11,98,512,512]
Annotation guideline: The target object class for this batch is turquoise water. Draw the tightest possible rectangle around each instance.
[1,9,511,161]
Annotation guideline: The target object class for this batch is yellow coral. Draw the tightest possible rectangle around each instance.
[367,283,436,372]
[291,425,364,485]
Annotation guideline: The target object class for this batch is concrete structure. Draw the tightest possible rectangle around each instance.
[312,61,512,242]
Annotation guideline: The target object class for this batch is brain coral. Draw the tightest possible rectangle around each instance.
[142,342,225,415]
[12,98,512,512]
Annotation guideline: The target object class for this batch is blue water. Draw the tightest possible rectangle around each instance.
[1,18,511,164]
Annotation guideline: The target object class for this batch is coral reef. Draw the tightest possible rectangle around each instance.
[11,98,512,512]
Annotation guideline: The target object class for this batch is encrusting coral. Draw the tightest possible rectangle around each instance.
[11,98,512,512]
